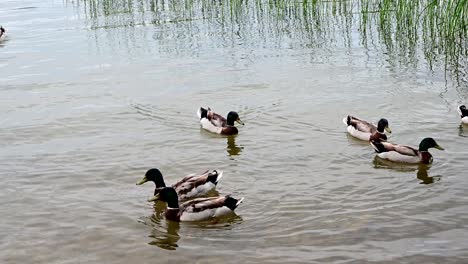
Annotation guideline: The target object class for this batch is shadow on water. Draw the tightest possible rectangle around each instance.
[373,157,441,184]
[416,165,441,185]
[185,214,243,229]
[144,204,243,250]
[226,136,243,157]
[148,211,181,250]
[459,124,468,137]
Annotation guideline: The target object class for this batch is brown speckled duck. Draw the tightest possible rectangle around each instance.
[343,115,391,142]
[371,137,444,164]
[148,187,244,222]
[197,107,244,135]
[137,168,223,201]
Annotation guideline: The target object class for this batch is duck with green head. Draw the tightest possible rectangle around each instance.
[197,107,244,135]
[148,187,244,222]
[371,137,444,164]
[137,168,223,201]
[343,115,392,142]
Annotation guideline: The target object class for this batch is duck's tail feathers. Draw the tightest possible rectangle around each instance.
[197,107,206,119]
[214,170,223,184]
[224,196,244,211]
[343,115,354,126]
[236,197,244,207]
[371,141,387,153]
[207,170,223,185]
[342,117,348,126]
[458,105,467,118]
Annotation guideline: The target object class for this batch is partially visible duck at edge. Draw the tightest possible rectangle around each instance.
[148,187,244,222]
[0,26,5,40]
[371,137,444,164]
[343,115,392,142]
[457,105,468,125]
[197,107,244,135]
[137,168,223,201]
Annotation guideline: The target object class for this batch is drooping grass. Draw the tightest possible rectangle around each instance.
[75,0,467,84]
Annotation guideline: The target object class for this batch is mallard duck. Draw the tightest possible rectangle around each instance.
[197,107,244,135]
[0,26,5,40]
[457,105,468,125]
[371,137,444,164]
[343,115,391,142]
[148,187,244,222]
[137,168,223,201]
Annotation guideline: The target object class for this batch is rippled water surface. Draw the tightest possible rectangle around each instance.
[1,0,468,263]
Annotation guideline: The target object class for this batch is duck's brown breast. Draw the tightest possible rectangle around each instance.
[369,132,387,142]
[165,208,181,222]
[221,126,238,135]
[420,152,433,164]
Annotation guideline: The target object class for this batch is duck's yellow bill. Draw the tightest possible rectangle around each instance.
[236,118,244,125]
[136,177,148,185]
[148,194,160,202]
[435,144,444,150]
[385,126,392,133]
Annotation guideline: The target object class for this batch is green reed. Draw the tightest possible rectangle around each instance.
[358,0,466,81]
[76,0,467,83]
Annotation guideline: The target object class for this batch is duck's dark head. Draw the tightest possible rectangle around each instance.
[136,168,166,187]
[0,26,5,34]
[419,137,444,152]
[148,187,179,208]
[377,118,391,133]
[226,111,244,126]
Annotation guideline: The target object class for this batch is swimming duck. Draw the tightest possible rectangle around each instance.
[457,105,468,124]
[371,137,444,164]
[148,187,244,222]
[197,107,244,135]
[137,168,223,201]
[343,115,392,142]
[0,26,5,40]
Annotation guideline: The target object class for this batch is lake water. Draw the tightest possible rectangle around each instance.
[1,0,468,263]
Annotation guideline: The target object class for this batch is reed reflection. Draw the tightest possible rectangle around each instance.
[71,0,467,85]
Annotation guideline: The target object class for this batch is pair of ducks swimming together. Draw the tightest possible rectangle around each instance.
[137,107,245,222]
[343,104,468,164]
[344,115,443,164]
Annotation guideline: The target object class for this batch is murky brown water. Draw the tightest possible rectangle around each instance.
[1,0,468,263]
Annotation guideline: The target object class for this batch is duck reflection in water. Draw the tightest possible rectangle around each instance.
[227,136,243,156]
[416,164,441,185]
[146,202,243,250]
[148,205,181,250]
[373,157,441,184]
[459,124,467,137]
